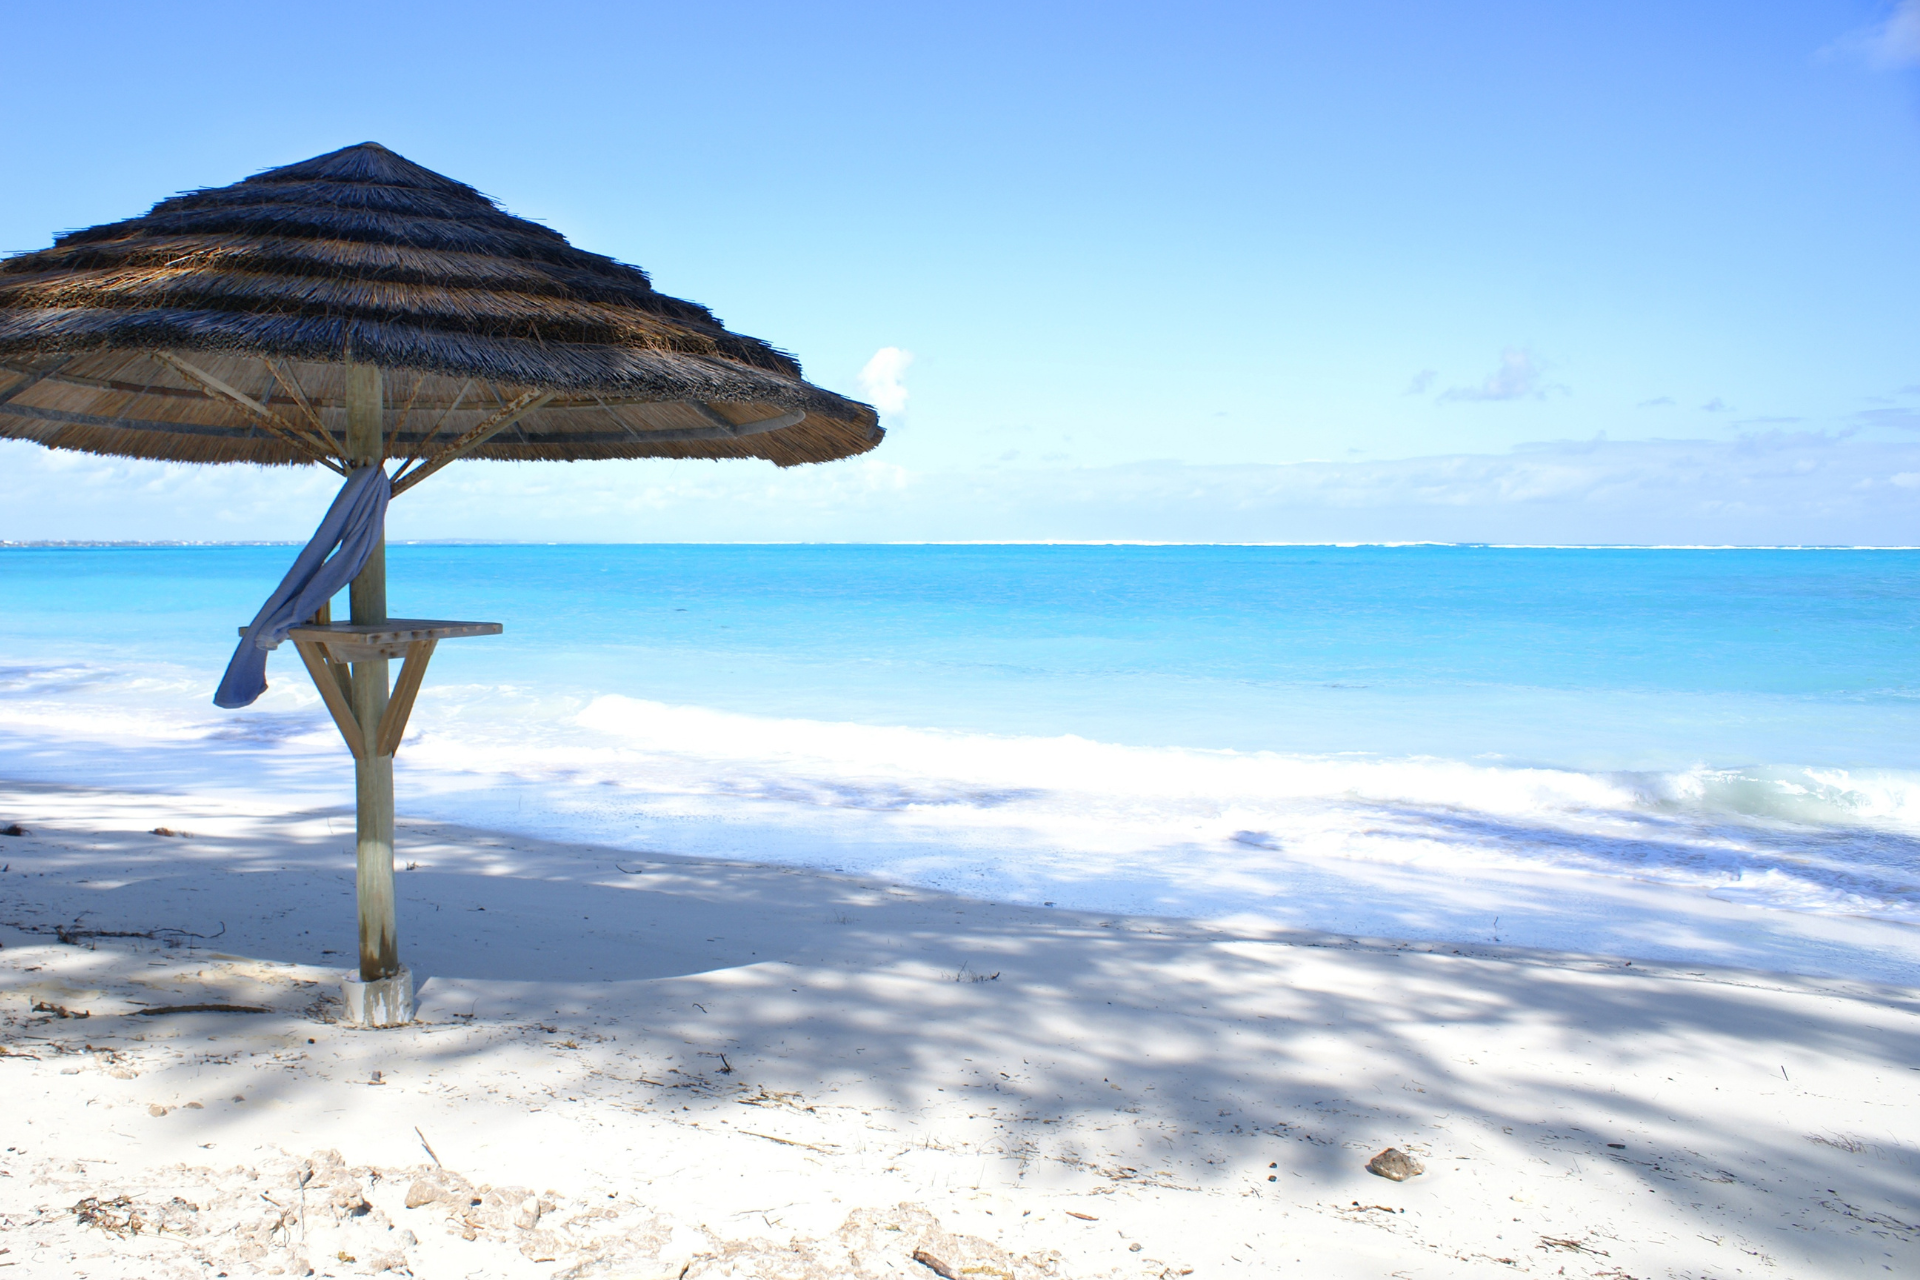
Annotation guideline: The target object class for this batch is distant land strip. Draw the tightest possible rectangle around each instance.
[0,539,302,547]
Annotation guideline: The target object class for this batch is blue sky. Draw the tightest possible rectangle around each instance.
[4,1,1919,542]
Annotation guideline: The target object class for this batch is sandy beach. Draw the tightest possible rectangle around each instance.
[1,780,1915,1278]
[7,8,1920,1276]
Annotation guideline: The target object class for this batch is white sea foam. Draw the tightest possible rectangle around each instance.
[511,696,1920,920]
[3,663,1918,977]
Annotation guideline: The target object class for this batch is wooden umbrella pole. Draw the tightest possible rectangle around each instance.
[344,361,399,985]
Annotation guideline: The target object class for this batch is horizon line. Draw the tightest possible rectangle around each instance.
[6,539,1920,551]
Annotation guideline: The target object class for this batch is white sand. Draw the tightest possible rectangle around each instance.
[1,780,1916,1278]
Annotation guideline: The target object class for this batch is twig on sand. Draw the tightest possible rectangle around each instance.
[415,1126,444,1168]
[41,920,226,946]
[737,1130,835,1154]
[614,863,647,875]
[134,1004,268,1017]
[157,923,226,940]
[31,1001,90,1019]
[54,924,153,944]
[1539,1237,1609,1256]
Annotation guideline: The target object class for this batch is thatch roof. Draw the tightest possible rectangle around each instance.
[0,143,881,470]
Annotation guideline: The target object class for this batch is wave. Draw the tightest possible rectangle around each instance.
[4,667,1919,939]
[409,694,1920,928]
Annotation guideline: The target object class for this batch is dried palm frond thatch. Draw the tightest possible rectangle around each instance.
[0,143,880,470]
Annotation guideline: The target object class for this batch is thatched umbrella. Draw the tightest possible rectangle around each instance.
[0,142,880,1023]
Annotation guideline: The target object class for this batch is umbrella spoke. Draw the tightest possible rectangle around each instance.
[390,388,553,495]
[262,358,344,458]
[397,377,475,468]
[155,352,346,473]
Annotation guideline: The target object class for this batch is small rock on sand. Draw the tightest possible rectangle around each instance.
[1366,1148,1424,1181]
[401,1182,453,1212]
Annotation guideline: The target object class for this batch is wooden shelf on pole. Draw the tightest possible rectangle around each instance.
[239,618,502,759]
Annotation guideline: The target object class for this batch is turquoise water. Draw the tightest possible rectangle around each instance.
[3,544,1918,974]
[8,544,1918,766]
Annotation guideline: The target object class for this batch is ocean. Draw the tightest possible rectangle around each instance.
[3,544,1917,980]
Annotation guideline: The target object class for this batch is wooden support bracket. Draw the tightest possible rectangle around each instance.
[291,636,436,759]
[377,639,436,757]
[268,618,498,760]
[294,638,364,760]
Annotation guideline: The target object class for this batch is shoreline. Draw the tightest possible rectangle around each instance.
[4,755,1917,988]
[2,780,1916,1277]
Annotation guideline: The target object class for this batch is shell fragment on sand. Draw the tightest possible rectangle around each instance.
[1366,1148,1424,1181]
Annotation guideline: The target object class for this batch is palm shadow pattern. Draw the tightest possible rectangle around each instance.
[0,785,1917,1276]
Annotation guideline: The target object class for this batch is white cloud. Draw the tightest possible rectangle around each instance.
[1403,369,1437,396]
[1438,348,1560,403]
[8,434,1920,547]
[1872,1,1920,66]
[1855,405,1920,429]
[856,346,914,419]
[1826,2,1920,67]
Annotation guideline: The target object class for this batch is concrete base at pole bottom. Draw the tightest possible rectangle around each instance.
[342,964,414,1028]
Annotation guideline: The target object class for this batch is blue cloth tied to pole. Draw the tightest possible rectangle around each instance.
[214,465,391,709]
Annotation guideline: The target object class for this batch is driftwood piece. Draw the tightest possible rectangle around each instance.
[912,1248,960,1279]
